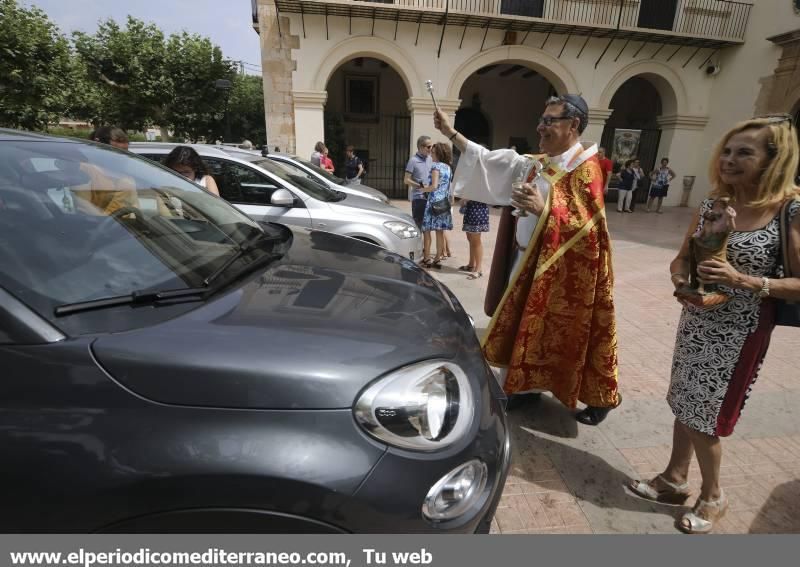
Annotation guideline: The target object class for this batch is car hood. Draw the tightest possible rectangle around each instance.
[92,229,471,410]
[336,183,387,202]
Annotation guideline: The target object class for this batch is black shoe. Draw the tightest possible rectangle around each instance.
[575,393,622,425]
[505,393,542,412]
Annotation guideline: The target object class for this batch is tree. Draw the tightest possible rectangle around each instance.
[72,16,173,131]
[164,32,237,142]
[225,75,267,147]
[0,0,74,130]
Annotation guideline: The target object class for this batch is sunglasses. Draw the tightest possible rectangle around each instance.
[538,115,574,127]
[758,114,794,126]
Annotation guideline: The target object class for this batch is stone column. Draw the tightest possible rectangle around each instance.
[655,114,709,208]
[257,1,299,154]
[582,108,613,149]
[293,91,328,160]
[407,97,462,152]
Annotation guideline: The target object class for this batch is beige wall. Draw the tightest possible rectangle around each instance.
[256,0,800,205]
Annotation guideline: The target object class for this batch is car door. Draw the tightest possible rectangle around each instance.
[204,158,312,229]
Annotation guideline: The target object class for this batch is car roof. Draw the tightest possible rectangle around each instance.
[0,128,82,143]
[128,142,232,158]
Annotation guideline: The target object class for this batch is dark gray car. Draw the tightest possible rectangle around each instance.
[0,130,509,533]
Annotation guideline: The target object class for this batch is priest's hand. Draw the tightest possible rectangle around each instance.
[433,109,455,139]
[511,183,545,216]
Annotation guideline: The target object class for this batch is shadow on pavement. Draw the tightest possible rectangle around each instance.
[508,409,687,526]
[749,479,800,533]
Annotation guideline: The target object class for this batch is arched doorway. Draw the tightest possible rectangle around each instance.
[456,63,558,154]
[601,76,664,206]
[324,57,411,198]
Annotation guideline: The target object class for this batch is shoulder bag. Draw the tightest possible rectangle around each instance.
[775,199,800,327]
[430,197,451,215]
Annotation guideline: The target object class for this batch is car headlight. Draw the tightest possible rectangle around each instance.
[354,361,474,451]
[423,460,488,521]
[384,221,419,239]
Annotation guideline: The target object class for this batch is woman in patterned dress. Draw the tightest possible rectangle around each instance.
[420,143,453,268]
[629,116,800,534]
[458,200,490,279]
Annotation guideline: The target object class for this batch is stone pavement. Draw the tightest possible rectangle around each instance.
[391,200,800,534]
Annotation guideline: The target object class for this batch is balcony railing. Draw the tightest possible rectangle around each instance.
[273,0,753,46]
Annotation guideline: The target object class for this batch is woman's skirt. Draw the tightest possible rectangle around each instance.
[649,184,669,198]
[461,201,490,233]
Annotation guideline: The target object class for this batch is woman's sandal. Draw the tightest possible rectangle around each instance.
[420,258,434,268]
[458,265,475,272]
[430,256,443,269]
[677,491,727,534]
[467,271,483,280]
[628,474,692,505]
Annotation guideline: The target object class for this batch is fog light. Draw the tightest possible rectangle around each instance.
[422,460,488,521]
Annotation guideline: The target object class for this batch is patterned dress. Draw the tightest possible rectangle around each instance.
[461,201,490,232]
[668,198,800,436]
[421,162,453,232]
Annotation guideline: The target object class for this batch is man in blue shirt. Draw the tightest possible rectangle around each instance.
[404,135,433,229]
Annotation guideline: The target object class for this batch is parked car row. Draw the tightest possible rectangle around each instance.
[0,129,510,533]
[128,143,419,259]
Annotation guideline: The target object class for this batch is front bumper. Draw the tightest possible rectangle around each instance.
[392,234,423,260]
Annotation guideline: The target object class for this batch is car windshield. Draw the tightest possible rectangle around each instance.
[290,156,346,185]
[0,138,287,334]
[225,152,344,203]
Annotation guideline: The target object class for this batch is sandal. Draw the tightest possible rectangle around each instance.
[678,491,727,534]
[430,257,443,269]
[467,271,483,280]
[420,258,434,268]
[628,474,692,505]
[458,265,475,272]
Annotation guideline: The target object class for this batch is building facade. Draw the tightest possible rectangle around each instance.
[253,0,800,204]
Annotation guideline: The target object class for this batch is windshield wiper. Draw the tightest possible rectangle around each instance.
[202,231,281,287]
[54,287,209,317]
[55,232,283,317]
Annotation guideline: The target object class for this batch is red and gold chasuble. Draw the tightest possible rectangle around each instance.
[482,155,619,409]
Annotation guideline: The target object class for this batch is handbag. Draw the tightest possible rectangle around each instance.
[429,197,451,216]
[775,199,800,327]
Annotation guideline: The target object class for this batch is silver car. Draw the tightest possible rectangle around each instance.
[220,147,389,204]
[130,143,421,259]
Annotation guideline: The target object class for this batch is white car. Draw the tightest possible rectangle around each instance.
[130,143,421,259]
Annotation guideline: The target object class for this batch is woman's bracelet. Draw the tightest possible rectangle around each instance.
[448,131,459,141]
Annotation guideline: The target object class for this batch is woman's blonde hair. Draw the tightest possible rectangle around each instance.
[709,115,799,207]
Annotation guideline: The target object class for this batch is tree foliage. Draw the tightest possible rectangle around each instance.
[1,1,265,143]
[72,17,173,131]
[0,0,74,130]
[223,75,267,147]
[164,32,237,142]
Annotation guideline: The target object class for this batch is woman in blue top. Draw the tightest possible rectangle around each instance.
[420,142,453,268]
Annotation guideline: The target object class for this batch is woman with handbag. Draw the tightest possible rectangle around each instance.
[629,115,800,534]
[419,143,454,268]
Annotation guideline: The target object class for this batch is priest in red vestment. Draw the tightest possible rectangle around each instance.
[433,94,620,425]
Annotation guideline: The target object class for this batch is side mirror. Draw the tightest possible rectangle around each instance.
[270,188,295,207]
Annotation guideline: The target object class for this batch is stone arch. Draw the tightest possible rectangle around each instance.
[598,60,688,116]
[446,45,579,99]
[311,36,421,97]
